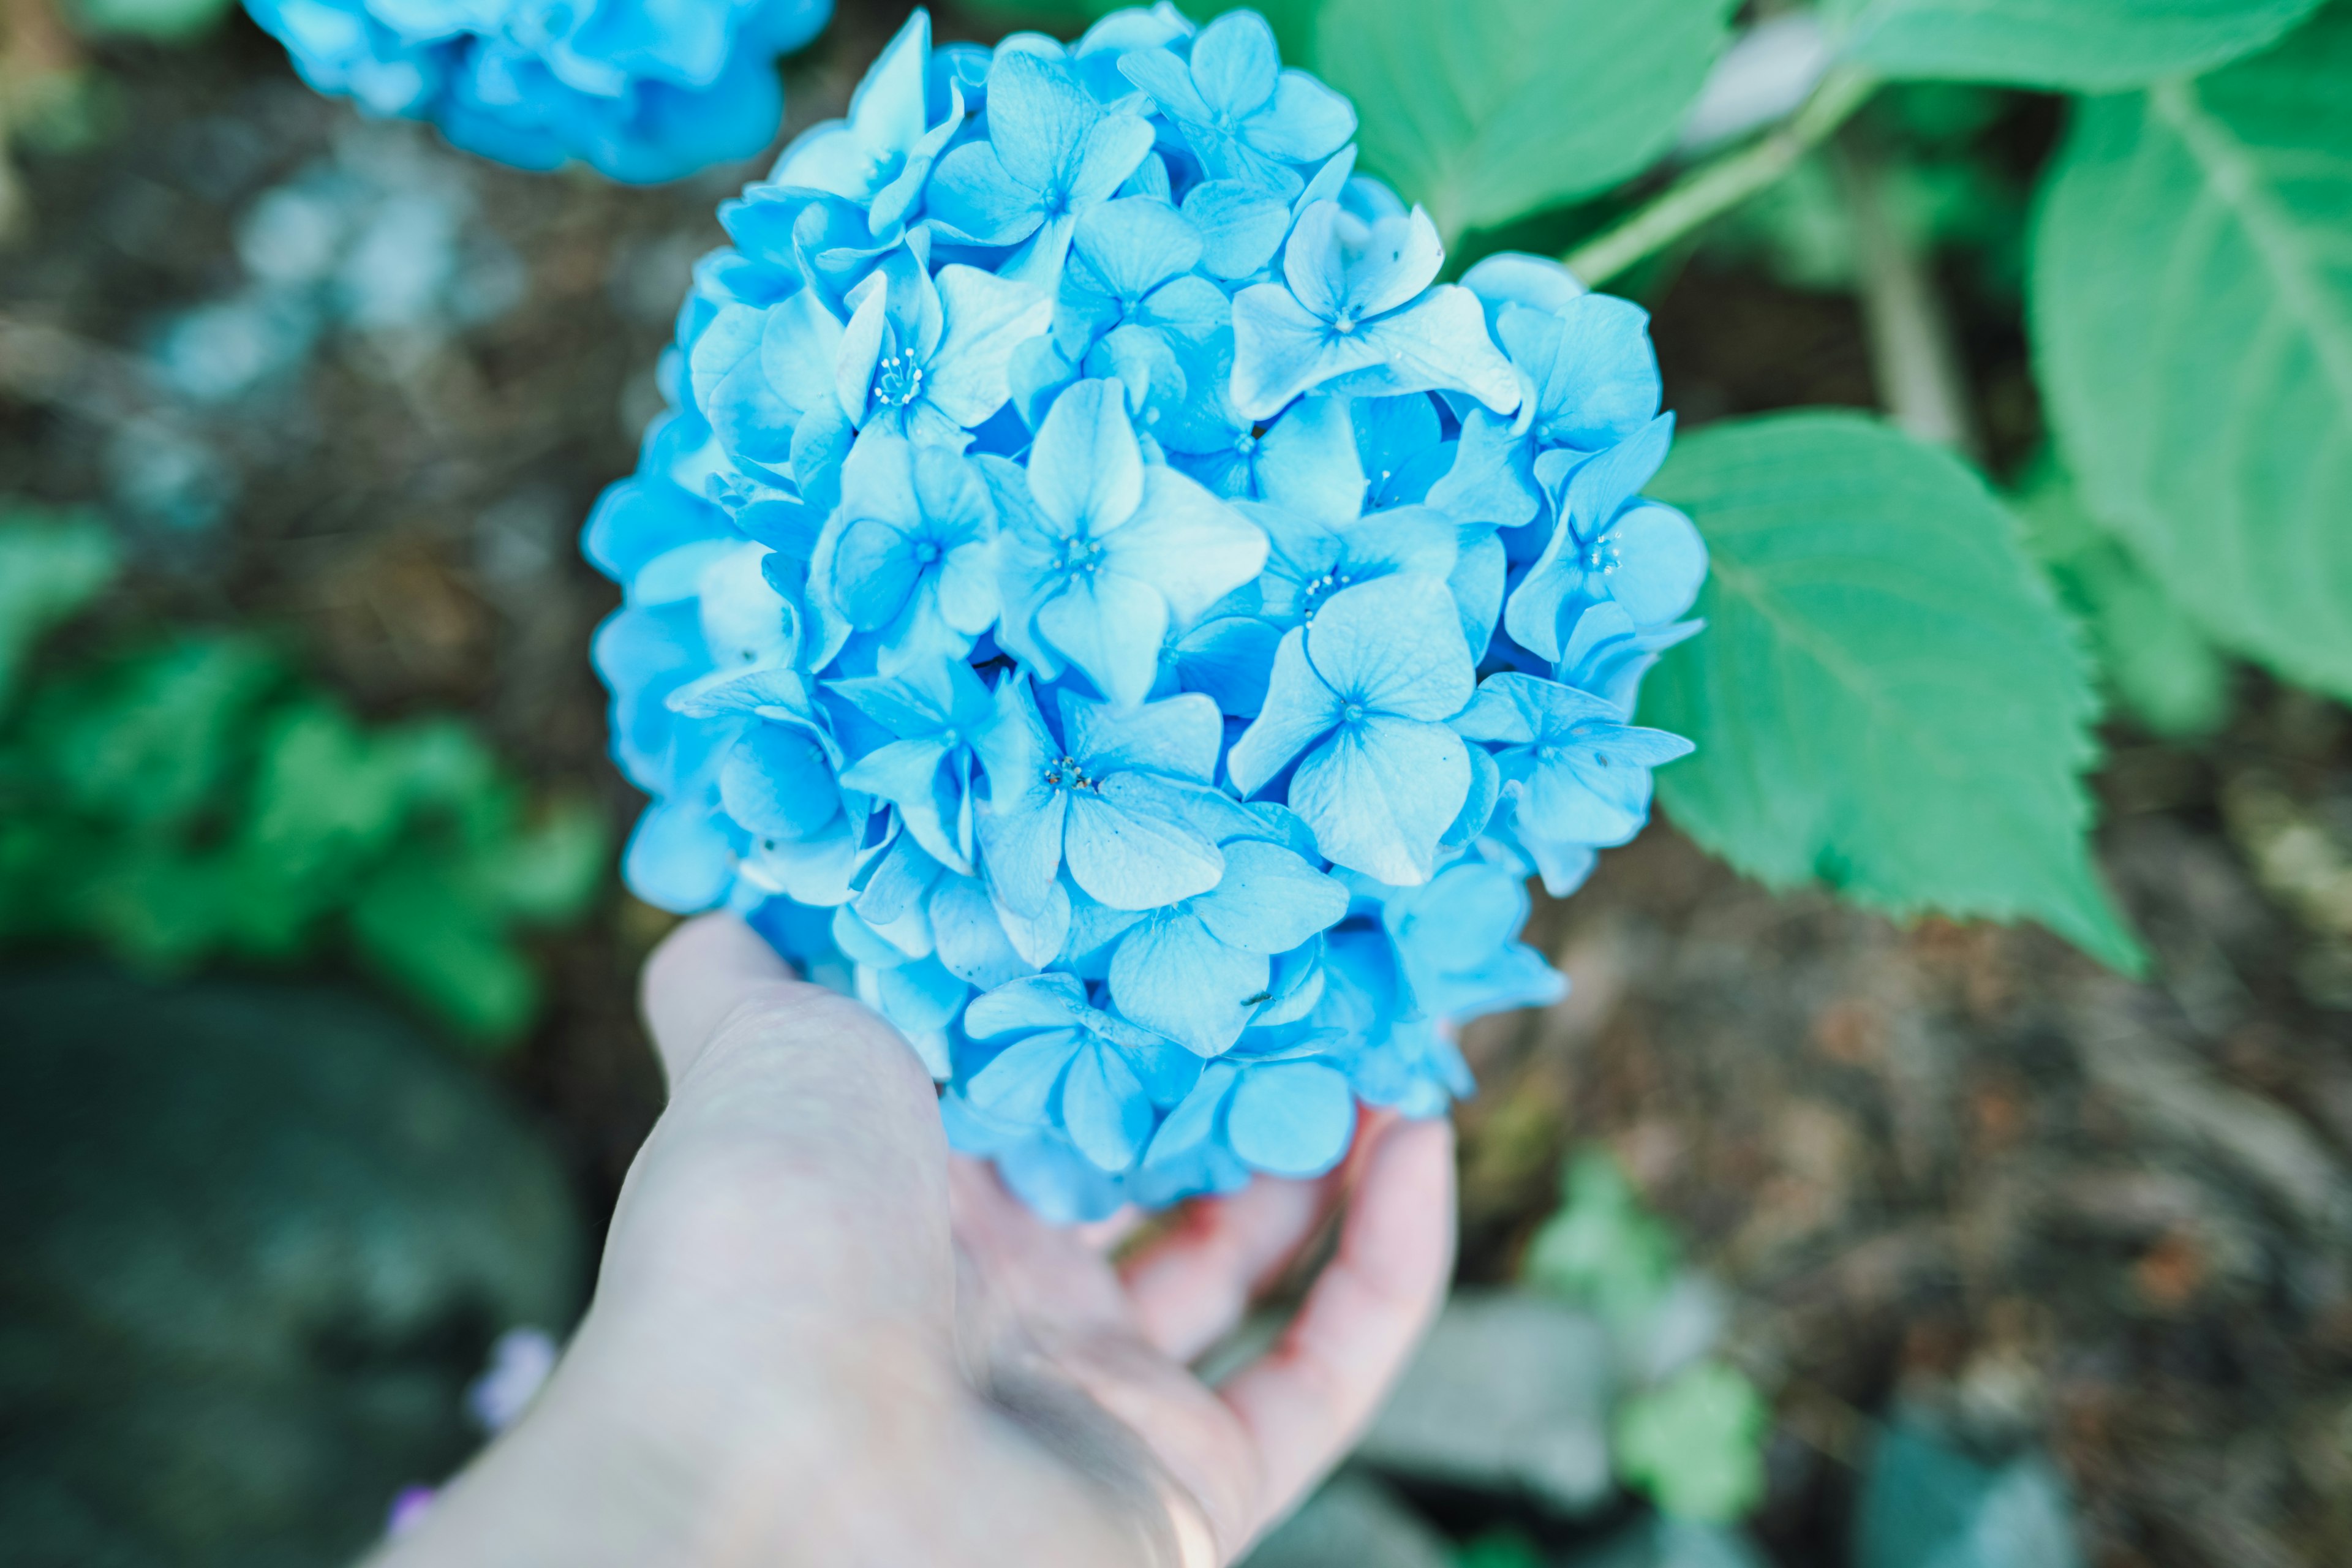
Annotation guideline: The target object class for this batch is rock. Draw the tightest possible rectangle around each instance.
[1855,1417,2082,1568]
[0,966,582,1568]
[1564,1515,1771,1568]
[1356,1288,1619,1513]
[1240,1472,1455,1568]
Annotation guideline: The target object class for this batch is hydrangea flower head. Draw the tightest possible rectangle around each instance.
[586,6,1706,1220]
[246,0,834,182]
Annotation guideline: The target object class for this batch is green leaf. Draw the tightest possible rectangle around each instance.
[1614,1362,1770,1523]
[2013,462,2231,739]
[1313,0,1732,240]
[350,862,540,1044]
[1825,0,2323,89]
[0,506,118,707]
[1524,1151,1681,1335]
[1642,412,2142,972]
[2032,8,2352,701]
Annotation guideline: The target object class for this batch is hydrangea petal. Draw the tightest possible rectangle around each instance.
[1226,1061,1355,1177]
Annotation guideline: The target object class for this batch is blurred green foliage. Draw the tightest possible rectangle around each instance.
[1703,85,2030,299]
[1525,1152,1770,1526]
[0,505,606,1044]
[2013,458,2230,741]
[1614,1363,1770,1525]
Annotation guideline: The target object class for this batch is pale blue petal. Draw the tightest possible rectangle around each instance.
[1101,466,1268,624]
[1226,625,1343,796]
[1344,208,1444,320]
[1189,10,1279,118]
[842,736,967,872]
[1450,529,1507,660]
[1290,715,1469,884]
[1028,377,1145,535]
[1109,910,1266,1055]
[1425,405,1539,528]
[1182,179,1293,279]
[924,140,1043,246]
[1192,839,1349,954]
[875,956,969,1035]
[1066,111,1158,209]
[1226,1061,1355,1177]
[1116,43,1211,126]
[624,794,734,913]
[1255,393,1363,524]
[829,518,921,628]
[1442,742,1501,849]
[1175,613,1281,717]
[965,971,1091,1038]
[1065,775,1225,908]
[1249,72,1356,163]
[1280,201,1349,321]
[975,49,1097,192]
[1353,286,1520,413]
[1305,573,1474,720]
[1461,251,1587,324]
[1602,503,1709,626]
[1526,835,1598,897]
[995,876,1072,968]
[967,1027,1079,1123]
[720,724,840,840]
[1143,1060,1240,1169]
[930,873,1034,989]
[1037,567,1169,710]
[1071,196,1203,301]
[1064,689,1223,782]
[1060,1041,1153,1170]
[925,265,1054,428]
[1231,281,1387,421]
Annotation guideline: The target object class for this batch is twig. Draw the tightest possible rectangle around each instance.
[1564,64,1880,289]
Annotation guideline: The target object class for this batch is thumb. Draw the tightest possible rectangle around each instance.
[617,913,953,1325]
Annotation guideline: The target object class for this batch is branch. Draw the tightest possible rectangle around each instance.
[1564,65,1880,289]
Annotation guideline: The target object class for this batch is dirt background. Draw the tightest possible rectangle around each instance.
[7,7,2352,1564]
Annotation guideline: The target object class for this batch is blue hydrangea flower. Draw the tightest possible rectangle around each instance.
[586,6,1706,1221]
[246,0,833,183]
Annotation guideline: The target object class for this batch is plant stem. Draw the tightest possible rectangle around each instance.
[1564,64,1880,288]
[1833,135,1982,460]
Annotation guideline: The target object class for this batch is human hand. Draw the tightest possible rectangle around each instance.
[373,913,1456,1567]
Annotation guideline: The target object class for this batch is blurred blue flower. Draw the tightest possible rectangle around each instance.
[246,0,832,183]
[1227,573,1475,884]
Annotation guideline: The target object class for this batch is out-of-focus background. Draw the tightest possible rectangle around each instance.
[4,2,2350,1565]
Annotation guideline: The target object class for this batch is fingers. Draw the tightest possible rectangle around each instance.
[1116,1173,1340,1365]
[640,911,801,1087]
[1214,1114,1456,1544]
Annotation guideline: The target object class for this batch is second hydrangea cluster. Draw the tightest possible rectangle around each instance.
[589,7,1706,1219]
[246,0,833,181]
